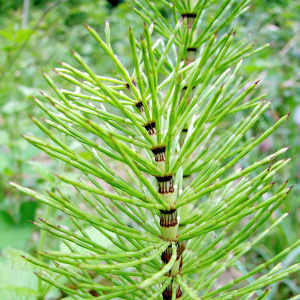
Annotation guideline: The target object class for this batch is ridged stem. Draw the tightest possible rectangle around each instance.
[130,92,181,298]
[175,3,200,297]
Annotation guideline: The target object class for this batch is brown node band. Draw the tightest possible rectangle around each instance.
[156,175,174,194]
[187,47,197,52]
[181,13,197,18]
[125,80,137,90]
[160,209,176,214]
[162,285,172,300]
[163,285,182,300]
[151,146,166,162]
[182,86,196,90]
[151,146,166,155]
[135,101,145,114]
[156,175,173,182]
[176,287,183,298]
[135,101,143,109]
[161,244,172,264]
[161,242,182,264]
[144,121,156,135]
[160,209,178,227]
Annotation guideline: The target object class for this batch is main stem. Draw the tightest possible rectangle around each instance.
[135,100,182,299]
[132,3,201,293]
[172,6,201,280]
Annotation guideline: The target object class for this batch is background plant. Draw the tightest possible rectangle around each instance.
[1,0,298,300]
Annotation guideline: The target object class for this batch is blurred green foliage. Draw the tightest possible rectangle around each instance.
[242,0,300,244]
[0,0,137,249]
[0,0,299,299]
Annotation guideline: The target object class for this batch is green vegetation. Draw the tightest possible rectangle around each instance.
[0,0,299,299]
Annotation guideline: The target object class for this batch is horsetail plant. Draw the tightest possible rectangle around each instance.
[11,0,300,299]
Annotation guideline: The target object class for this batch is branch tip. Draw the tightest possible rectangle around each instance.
[289,185,295,191]
[255,79,261,85]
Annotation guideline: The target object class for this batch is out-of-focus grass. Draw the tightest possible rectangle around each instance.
[0,0,138,251]
[0,2,141,298]
[238,1,300,297]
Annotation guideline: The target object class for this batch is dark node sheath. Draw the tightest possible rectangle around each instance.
[181,13,197,18]
[125,80,137,91]
[135,101,144,113]
[144,121,156,135]
[151,146,166,162]
[162,285,182,299]
[182,86,196,90]
[160,209,178,227]
[176,287,183,298]
[163,289,172,300]
[161,242,181,264]
[156,175,174,194]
